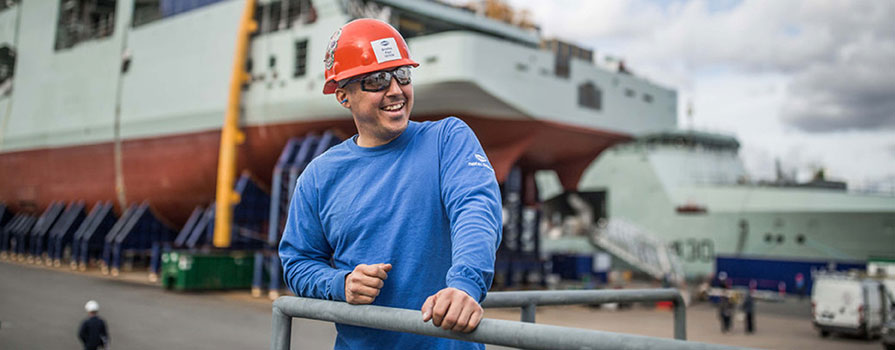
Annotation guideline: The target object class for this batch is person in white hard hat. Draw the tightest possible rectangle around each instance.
[78,300,109,350]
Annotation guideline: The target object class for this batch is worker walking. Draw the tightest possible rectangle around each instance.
[718,289,733,333]
[742,285,756,334]
[78,300,109,350]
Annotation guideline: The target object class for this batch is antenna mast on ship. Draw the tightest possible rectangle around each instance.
[686,99,694,130]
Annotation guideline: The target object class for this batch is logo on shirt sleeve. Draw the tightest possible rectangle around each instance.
[468,153,493,171]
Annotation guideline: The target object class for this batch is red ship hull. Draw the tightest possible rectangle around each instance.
[0,115,628,226]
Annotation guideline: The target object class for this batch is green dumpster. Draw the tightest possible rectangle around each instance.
[161,251,254,291]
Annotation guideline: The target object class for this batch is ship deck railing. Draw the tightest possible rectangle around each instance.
[271,289,754,350]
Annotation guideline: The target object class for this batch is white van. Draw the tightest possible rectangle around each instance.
[811,274,889,339]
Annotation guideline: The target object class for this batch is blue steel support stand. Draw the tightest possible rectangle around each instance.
[149,242,162,277]
[70,203,99,268]
[258,137,300,297]
[28,202,65,263]
[77,202,116,271]
[257,132,339,299]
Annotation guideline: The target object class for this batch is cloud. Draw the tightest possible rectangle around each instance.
[519,1,833,71]
[780,35,895,132]
[510,0,895,133]
[494,0,895,185]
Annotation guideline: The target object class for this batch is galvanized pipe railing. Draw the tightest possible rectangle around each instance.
[272,295,751,350]
[481,289,687,340]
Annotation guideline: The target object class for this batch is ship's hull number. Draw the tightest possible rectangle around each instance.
[669,239,714,262]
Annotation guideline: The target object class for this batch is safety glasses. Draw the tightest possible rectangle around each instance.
[339,66,412,92]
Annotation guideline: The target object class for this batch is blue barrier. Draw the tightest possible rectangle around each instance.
[255,132,339,298]
[1,213,36,260]
[27,202,66,261]
[0,209,21,257]
[72,202,117,271]
[715,255,867,296]
[102,204,137,273]
[232,172,270,249]
[3,214,22,257]
[0,203,11,257]
[47,201,87,266]
[0,215,13,256]
[184,205,216,249]
[266,137,302,248]
[101,202,176,276]
[173,173,270,251]
[256,136,302,298]
[112,203,176,276]
[18,215,39,259]
[158,173,270,280]
[10,215,38,260]
[0,203,12,229]
[286,136,319,197]
[173,206,204,248]
[550,254,609,285]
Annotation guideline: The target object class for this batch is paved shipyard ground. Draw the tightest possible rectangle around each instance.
[0,261,881,350]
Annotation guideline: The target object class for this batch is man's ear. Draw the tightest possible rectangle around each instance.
[335,89,350,109]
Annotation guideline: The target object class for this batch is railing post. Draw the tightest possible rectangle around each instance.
[673,296,687,340]
[271,302,292,350]
[521,303,536,323]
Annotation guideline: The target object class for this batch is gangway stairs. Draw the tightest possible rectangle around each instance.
[589,218,685,285]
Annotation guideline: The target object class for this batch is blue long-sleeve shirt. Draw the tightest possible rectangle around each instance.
[279,117,502,350]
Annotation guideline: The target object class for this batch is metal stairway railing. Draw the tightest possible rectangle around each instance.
[590,218,685,284]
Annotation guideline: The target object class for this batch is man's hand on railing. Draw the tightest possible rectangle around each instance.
[344,263,391,304]
[421,287,483,333]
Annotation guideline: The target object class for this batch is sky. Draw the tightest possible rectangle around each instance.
[461,0,895,191]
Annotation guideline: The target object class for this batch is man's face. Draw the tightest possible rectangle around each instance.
[335,67,414,146]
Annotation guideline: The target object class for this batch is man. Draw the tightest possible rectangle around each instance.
[795,272,806,300]
[278,18,502,349]
[718,288,733,333]
[742,281,757,334]
[78,300,109,350]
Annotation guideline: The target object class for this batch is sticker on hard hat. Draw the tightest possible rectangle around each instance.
[325,29,342,70]
[371,37,402,64]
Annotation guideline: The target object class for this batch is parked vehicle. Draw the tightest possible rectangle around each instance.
[881,284,895,350]
[883,316,895,350]
[812,273,888,339]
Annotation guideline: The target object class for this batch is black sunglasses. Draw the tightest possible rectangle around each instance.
[339,66,412,92]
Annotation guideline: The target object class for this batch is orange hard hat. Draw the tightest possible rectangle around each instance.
[322,19,419,94]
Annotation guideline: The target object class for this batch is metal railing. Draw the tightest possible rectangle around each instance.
[272,289,753,350]
[480,289,686,340]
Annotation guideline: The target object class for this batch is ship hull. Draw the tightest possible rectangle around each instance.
[1,115,627,225]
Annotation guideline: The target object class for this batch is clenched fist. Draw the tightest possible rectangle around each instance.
[345,263,391,304]
[421,287,483,333]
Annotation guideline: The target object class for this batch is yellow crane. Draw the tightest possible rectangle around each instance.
[214,0,257,248]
